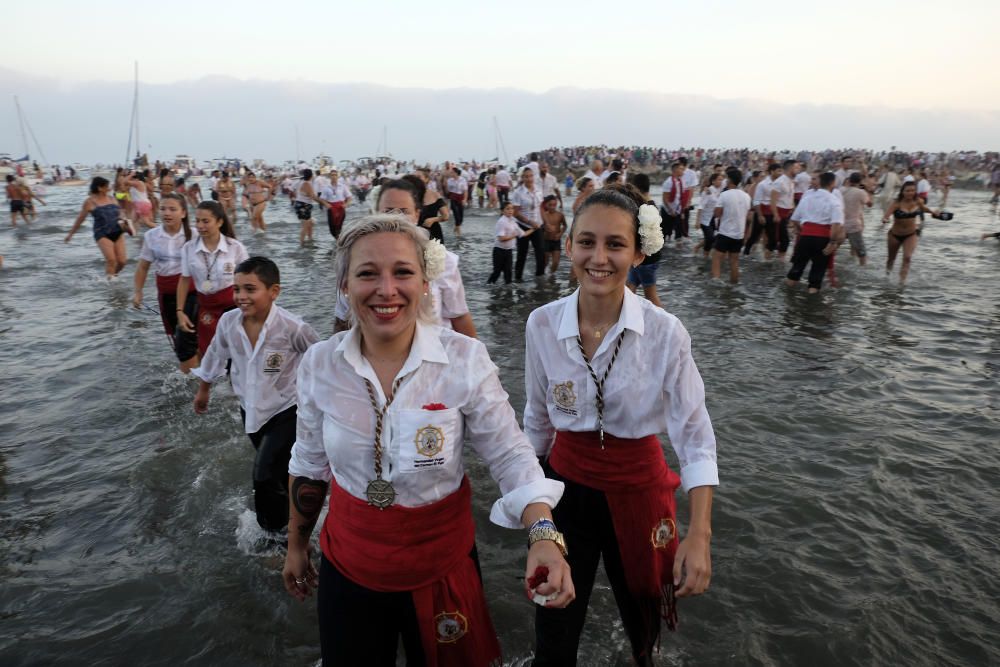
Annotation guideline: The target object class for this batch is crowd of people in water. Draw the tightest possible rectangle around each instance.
[3,145,999,665]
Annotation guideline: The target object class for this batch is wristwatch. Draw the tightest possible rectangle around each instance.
[528,518,568,557]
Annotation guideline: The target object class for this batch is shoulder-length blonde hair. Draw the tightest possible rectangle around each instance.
[335,214,437,325]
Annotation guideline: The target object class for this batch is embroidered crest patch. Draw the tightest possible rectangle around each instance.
[264,352,283,374]
[553,381,577,415]
[200,312,214,325]
[414,425,445,458]
[651,518,676,550]
[435,611,468,643]
[223,262,234,273]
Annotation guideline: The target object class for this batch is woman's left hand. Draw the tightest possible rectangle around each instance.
[525,540,575,608]
[673,532,712,597]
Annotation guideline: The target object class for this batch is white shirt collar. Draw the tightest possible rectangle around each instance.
[555,288,645,341]
[338,320,450,383]
[195,234,230,254]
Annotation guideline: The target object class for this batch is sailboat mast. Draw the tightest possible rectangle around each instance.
[14,96,29,160]
[133,62,140,159]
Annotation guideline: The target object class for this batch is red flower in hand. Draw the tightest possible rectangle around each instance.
[527,566,549,590]
[422,403,447,411]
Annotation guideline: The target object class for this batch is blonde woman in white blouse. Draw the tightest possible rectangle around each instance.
[283,214,573,666]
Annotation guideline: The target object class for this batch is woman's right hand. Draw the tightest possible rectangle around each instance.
[178,311,195,333]
[131,292,142,309]
[282,545,319,601]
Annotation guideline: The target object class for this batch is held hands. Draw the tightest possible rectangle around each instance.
[673,531,712,598]
[282,544,319,602]
[525,541,575,608]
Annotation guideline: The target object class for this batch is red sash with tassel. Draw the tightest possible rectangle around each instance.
[155,273,181,336]
[194,285,234,356]
[321,476,502,667]
[549,431,681,642]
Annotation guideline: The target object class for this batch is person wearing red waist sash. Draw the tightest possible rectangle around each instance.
[785,172,845,293]
[283,214,574,667]
[524,184,719,666]
[132,193,200,372]
[176,201,249,356]
[320,169,353,239]
[446,167,468,235]
[769,160,798,259]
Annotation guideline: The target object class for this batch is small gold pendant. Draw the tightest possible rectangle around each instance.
[595,330,601,339]
[365,478,396,510]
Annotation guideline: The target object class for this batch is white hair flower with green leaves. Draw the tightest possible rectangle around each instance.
[423,238,447,281]
[637,204,664,256]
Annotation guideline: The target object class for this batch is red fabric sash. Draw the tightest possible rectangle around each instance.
[155,274,181,336]
[327,201,346,234]
[794,192,803,203]
[194,285,234,356]
[758,203,773,217]
[776,206,794,220]
[321,476,502,667]
[800,222,832,238]
[447,191,465,203]
[549,431,681,640]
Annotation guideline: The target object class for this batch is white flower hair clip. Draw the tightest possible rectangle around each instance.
[423,238,447,281]
[637,204,664,256]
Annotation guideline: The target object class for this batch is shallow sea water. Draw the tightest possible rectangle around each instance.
[1,185,999,666]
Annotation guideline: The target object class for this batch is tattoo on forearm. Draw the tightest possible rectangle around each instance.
[291,477,328,539]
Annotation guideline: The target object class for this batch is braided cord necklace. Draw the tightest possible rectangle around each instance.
[576,331,625,449]
[363,376,404,509]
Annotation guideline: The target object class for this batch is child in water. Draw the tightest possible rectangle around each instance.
[488,201,532,284]
[192,256,319,536]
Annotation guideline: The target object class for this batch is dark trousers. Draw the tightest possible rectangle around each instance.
[680,207,691,238]
[242,405,297,532]
[158,289,199,362]
[487,247,513,283]
[449,197,464,227]
[787,235,831,289]
[659,209,683,240]
[318,547,483,667]
[743,212,765,255]
[515,229,545,280]
[497,186,511,207]
[766,214,790,253]
[700,221,716,252]
[533,464,656,666]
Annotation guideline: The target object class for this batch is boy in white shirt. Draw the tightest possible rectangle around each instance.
[712,168,753,283]
[488,202,532,284]
[192,256,320,535]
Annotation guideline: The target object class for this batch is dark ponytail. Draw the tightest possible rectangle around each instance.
[196,200,236,238]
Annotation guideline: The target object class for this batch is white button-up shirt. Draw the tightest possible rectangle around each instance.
[288,322,563,528]
[753,177,773,206]
[510,184,543,228]
[320,181,351,204]
[794,171,812,194]
[180,235,249,295]
[139,226,186,276]
[790,188,844,226]
[334,251,469,327]
[771,174,795,209]
[523,288,719,493]
[193,304,320,433]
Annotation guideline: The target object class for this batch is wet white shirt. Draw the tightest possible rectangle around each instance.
[771,174,795,209]
[288,322,564,527]
[540,173,559,199]
[446,177,467,196]
[494,215,524,250]
[180,235,249,295]
[682,167,700,192]
[320,181,352,204]
[335,250,470,328]
[916,178,931,196]
[753,177,773,206]
[714,188,752,240]
[660,176,683,214]
[523,289,719,493]
[794,171,812,194]
[193,304,320,433]
[139,226,186,276]
[584,169,609,185]
[495,169,512,188]
[791,188,844,226]
[510,185,543,228]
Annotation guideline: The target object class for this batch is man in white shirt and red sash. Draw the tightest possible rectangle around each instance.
[785,171,845,293]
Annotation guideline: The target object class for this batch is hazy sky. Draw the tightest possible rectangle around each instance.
[3,1,998,163]
[9,0,999,110]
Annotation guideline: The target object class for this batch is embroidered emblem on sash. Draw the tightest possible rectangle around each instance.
[264,352,283,374]
[553,381,578,415]
[200,312,214,325]
[435,611,468,643]
[415,425,445,458]
[651,518,676,550]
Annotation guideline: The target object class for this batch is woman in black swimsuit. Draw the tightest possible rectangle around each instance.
[881,181,937,284]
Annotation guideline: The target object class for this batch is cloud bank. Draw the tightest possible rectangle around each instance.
[1,68,997,165]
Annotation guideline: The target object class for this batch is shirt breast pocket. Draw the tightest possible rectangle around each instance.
[396,407,461,474]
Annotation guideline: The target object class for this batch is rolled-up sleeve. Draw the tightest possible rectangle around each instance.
[462,344,563,528]
[522,315,556,456]
[437,255,470,320]
[191,321,230,383]
[662,321,719,493]
[288,347,333,482]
